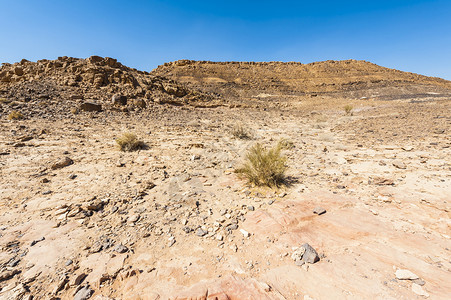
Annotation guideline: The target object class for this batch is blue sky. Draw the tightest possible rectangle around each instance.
[1,0,450,79]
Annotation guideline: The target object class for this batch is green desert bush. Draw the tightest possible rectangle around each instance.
[231,124,252,140]
[8,110,24,120]
[344,104,353,115]
[235,141,288,187]
[116,132,145,151]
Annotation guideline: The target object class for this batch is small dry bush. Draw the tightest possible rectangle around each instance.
[116,132,145,151]
[235,141,287,187]
[8,111,24,120]
[344,105,353,115]
[231,124,252,140]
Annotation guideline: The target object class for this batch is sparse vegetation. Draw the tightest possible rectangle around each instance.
[344,104,353,115]
[231,124,252,140]
[235,141,288,187]
[8,110,24,120]
[278,138,295,149]
[116,132,145,151]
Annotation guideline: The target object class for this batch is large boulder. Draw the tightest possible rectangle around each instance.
[79,102,102,112]
[112,94,127,106]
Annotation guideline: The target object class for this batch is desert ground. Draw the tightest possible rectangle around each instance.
[0,57,450,299]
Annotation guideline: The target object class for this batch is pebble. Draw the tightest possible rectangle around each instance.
[313,206,326,215]
[196,228,208,237]
[240,229,250,238]
[114,244,128,253]
[393,161,407,169]
[73,285,93,300]
[292,243,320,265]
[51,157,74,170]
[30,237,45,246]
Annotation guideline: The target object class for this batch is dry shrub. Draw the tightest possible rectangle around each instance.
[235,141,287,187]
[116,132,145,151]
[344,105,353,115]
[8,111,24,120]
[231,124,252,140]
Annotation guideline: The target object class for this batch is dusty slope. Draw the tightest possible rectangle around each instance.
[0,57,450,300]
[153,60,451,106]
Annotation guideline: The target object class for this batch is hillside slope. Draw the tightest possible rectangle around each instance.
[153,59,451,105]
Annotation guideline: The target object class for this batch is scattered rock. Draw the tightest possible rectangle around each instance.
[51,156,74,170]
[0,269,20,282]
[313,206,326,215]
[112,94,127,106]
[196,228,208,237]
[72,273,87,286]
[30,237,45,246]
[369,177,394,186]
[395,269,419,280]
[74,285,94,300]
[411,283,429,297]
[292,243,320,265]
[392,161,407,169]
[114,244,128,253]
[240,229,250,238]
[52,276,68,294]
[79,102,102,112]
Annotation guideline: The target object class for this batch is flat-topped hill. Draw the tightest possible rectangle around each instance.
[153,59,451,102]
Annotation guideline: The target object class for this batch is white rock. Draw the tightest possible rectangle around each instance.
[240,229,250,238]
[395,269,419,280]
[412,283,429,297]
[216,234,223,241]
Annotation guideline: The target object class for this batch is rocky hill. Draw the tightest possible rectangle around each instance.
[153,59,451,106]
[0,56,217,119]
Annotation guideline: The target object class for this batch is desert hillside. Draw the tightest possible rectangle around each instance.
[0,57,450,300]
[153,59,451,106]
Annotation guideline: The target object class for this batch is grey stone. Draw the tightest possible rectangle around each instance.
[313,207,326,215]
[74,285,93,300]
[114,244,128,253]
[302,243,320,264]
[196,228,208,237]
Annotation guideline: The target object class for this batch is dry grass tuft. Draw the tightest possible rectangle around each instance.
[116,132,145,151]
[235,141,288,187]
[8,111,24,120]
[344,104,353,115]
[231,124,253,140]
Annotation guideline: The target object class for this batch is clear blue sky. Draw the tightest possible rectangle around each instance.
[1,0,450,79]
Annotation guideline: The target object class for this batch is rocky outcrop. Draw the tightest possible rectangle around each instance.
[0,56,217,119]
